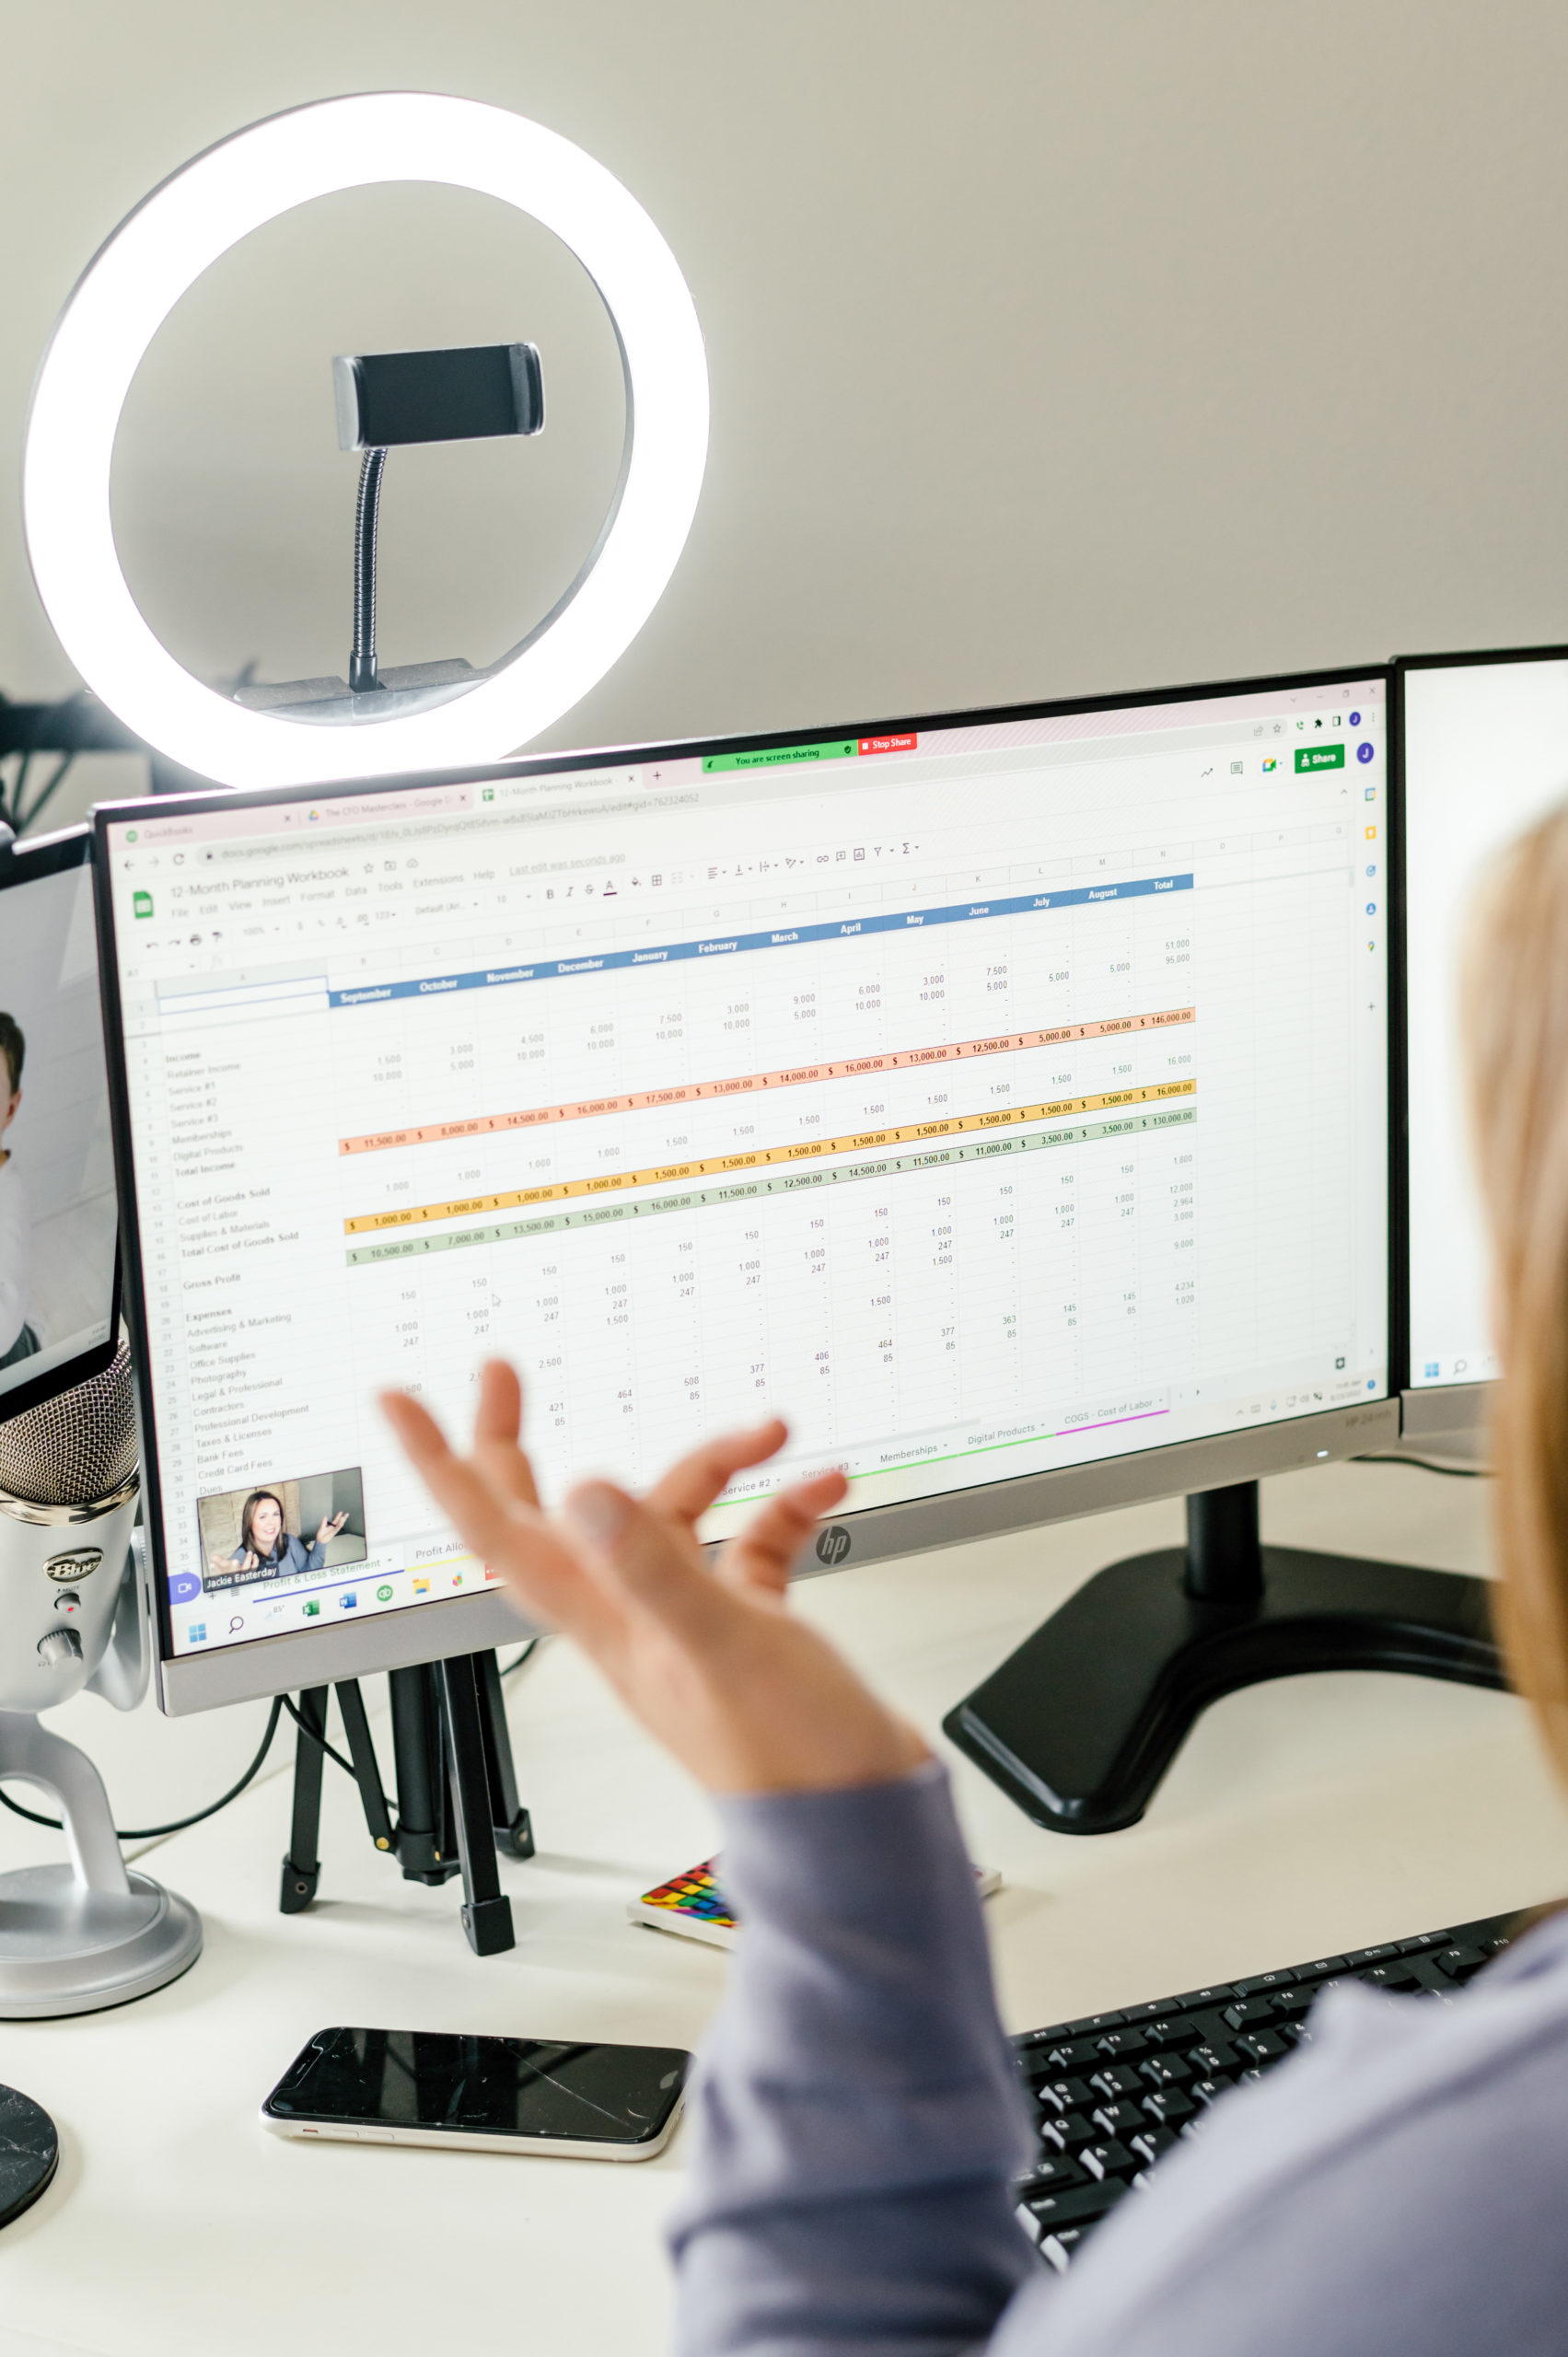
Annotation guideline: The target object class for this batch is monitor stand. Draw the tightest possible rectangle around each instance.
[279,1651,534,1956]
[942,1480,1506,1835]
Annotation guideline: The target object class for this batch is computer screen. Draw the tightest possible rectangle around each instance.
[96,668,1389,1710]
[1402,648,1568,1396]
[0,828,119,1416]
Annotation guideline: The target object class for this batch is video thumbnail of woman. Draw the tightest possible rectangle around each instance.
[198,1466,367,1592]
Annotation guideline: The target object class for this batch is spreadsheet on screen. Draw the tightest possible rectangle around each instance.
[103,679,1388,1661]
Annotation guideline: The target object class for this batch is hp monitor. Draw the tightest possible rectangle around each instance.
[1399,645,1568,1457]
[0,824,120,1420]
[96,668,1399,1720]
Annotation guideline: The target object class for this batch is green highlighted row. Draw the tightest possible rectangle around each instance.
[703,738,858,773]
[345,1105,1198,1269]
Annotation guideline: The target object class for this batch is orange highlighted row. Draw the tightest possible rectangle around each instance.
[337,1004,1196,1156]
[343,1079,1198,1237]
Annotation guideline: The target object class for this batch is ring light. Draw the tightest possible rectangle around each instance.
[22,94,709,789]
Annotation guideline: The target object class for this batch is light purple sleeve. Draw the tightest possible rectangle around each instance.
[667,1759,1039,2357]
[666,1752,1568,2357]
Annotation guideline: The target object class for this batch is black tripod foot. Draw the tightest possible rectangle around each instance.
[461,1893,515,1956]
[496,1808,534,1861]
[280,1856,319,1913]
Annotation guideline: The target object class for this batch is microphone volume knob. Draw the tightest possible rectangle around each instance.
[36,1629,83,1669]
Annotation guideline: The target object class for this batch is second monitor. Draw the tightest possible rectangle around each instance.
[97,668,1397,1723]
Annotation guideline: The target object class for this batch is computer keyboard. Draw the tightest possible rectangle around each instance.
[1012,1910,1519,2272]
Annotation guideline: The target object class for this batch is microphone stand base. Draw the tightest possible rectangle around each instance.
[0,1864,202,2018]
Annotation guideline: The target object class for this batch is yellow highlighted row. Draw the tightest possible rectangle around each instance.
[344,1080,1198,1237]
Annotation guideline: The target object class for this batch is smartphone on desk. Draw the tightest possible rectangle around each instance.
[262,2028,691,2160]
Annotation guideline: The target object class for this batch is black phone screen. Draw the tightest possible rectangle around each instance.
[264,2029,691,2144]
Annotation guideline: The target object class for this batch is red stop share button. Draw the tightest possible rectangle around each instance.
[858,732,917,756]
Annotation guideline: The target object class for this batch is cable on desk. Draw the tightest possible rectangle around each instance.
[1359,1454,1491,1480]
[0,1651,540,1844]
[281,1692,365,1782]
[0,1696,285,1840]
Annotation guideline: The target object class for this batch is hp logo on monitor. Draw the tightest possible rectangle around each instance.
[815,1527,853,1568]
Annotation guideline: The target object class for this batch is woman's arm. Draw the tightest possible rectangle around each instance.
[302,1511,348,1573]
[668,1766,1036,2357]
[380,1364,1036,2356]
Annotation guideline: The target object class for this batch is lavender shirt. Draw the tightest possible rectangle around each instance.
[668,1760,1568,2355]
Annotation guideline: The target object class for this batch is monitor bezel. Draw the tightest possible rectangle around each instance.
[93,658,1398,1713]
[0,822,122,1422]
[1391,641,1568,1438]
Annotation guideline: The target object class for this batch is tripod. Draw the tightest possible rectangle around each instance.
[279,1651,534,1956]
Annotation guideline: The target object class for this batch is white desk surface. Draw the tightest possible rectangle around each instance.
[1,1460,1565,2357]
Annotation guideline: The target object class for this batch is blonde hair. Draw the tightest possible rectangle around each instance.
[1464,801,1568,1779]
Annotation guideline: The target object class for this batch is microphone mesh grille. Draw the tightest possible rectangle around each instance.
[0,1338,138,1507]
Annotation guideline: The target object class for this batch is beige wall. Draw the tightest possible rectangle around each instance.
[5,0,1568,825]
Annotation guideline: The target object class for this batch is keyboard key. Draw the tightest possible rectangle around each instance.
[1164,1985,1236,2011]
[1041,2038,1099,2071]
[1342,1943,1399,1968]
[1081,2140,1137,2181]
[1020,2151,1088,2193]
[1267,1988,1316,2019]
[1138,2053,1192,2089]
[1185,2041,1235,2076]
[1354,1963,1424,1993]
[1025,2179,1128,2231]
[1232,2029,1287,2065]
[1090,2100,1144,2140]
[1141,2088,1197,2126]
[1189,2077,1226,2107]
[1088,2064,1143,2101]
[1057,2011,1127,2037]
[1040,2225,1093,2273]
[1130,2125,1178,2165]
[1040,2111,1096,2152]
[1431,1945,1487,1981]
[1220,1996,1276,2031]
[1092,2027,1150,2062]
[1141,2013,1209,2049]
[1397,1931,1450,1955]
[1036,2077,1092,2114]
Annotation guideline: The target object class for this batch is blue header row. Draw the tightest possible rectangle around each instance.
[328,872,1193,1011]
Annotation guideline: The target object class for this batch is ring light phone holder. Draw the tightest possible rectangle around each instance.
[23,92,710,790]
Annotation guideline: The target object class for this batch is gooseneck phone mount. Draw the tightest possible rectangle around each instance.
[944,1480,1505,1834]
[280,1651,534,1956]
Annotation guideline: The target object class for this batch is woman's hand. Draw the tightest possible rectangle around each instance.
[314,1509,349,1547]
[380,1362,928,1796]
[212,1548,257,1576]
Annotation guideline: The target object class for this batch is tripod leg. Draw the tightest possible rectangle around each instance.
[335,1680,396,1853]
[280,1688,328,1912]
[478,1651,534,1860]
[389,1664,458,1884]
[437,1655,515,1957]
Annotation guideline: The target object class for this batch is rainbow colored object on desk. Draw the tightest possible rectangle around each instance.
[629,1855,1002,1953]
[630,1859,739,1950]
